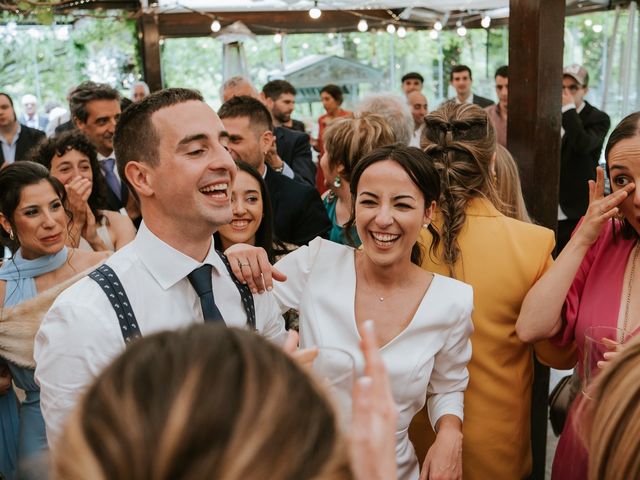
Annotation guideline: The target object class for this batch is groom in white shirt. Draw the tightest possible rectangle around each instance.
[35,88,287,443]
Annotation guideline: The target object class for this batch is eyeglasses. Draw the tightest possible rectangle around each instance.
[562,85,581,92]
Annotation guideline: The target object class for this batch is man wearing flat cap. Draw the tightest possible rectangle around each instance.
[557,64,610,252]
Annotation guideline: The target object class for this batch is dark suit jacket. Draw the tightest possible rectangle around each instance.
[274,126,316,187]
[288,119,306,133]
[264,166,331,246]
[442,94,494,109]
[0,124,45,167]
[54,120,75,137]
[559,101,611,219]
[471,94,494,108]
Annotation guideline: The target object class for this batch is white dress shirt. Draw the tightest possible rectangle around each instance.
[274,238,473,480]
[35,222,286,443]
[409,124,425,148]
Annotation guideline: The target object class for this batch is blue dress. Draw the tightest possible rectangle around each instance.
[323,193,361,247]
[0,248,68,478]
[0,374,19,479]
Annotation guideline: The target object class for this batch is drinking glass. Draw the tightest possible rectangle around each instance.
[583,326,630,397]
[311,346,356,427]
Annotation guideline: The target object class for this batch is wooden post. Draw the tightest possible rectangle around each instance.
[508,1,566,478]
[137,13,163,92]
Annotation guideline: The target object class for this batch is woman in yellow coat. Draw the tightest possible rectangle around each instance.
[408,103,575,479]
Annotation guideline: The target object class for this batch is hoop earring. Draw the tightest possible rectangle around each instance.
[8,230,14,241]
[333,176,342,188]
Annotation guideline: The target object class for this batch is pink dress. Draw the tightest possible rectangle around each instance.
[551,220,636,479]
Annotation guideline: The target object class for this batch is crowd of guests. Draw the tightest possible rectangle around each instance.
[0,59,636,480]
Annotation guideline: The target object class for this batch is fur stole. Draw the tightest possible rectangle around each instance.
[0,269,92,369]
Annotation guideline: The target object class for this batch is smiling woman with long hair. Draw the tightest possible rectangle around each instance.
[227,144,474,480]
[0,162,107,479]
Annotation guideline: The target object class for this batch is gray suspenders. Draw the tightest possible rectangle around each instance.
[89,251,256,343]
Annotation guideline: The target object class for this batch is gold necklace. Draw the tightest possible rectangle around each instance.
[623,242,639,334]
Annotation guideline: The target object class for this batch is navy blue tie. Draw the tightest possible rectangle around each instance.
[101,157,122,201]
[187,264,225,323]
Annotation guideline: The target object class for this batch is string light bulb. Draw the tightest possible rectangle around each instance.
[309,1,321,19]
[274,32,282,44]
[386,23,396,34]
[357,19,368,32]
[434,20,443,31]
[397,26,407,38]
[456,20,467,36]
[429,29,439,39]
[481,15,491,28]
[210,19,221,32]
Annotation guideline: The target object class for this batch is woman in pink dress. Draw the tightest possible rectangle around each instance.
[516,111,640,479]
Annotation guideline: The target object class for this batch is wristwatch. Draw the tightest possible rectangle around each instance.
[273,164,284,173]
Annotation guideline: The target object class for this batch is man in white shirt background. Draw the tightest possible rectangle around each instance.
[19,94,48,132]
[407,90,428,147]
[35,88,287,443]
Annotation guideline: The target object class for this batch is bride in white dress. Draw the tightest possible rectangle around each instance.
[229,145,473,480]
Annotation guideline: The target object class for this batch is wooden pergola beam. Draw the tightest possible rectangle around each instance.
[137,13,163,92]
[508,0,565,478]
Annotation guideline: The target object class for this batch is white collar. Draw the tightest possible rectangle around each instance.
[133,222,222,290]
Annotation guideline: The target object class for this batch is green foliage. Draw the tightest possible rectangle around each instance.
[0,14,140,110]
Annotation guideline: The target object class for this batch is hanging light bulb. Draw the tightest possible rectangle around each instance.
[357,19,368,32]
[386,23,396,34]
[592,24,603,33]
[429,29,439,40]
[397,26,407,38]
[274,32,282,44]
[584,18,593,27]
[210,19,221,32]
[309,1,321,19]
[434,20,443,31]
[457,24,467,36]
[481,15,491,29]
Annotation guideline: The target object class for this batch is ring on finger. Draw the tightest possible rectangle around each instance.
[237,260,251,268]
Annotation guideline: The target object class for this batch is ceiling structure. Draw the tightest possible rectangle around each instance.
[42,0,626,37]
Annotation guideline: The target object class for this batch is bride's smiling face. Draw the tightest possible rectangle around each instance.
[355,159,434,267]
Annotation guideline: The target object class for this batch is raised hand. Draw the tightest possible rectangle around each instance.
[65,177,92,226]
[573,166,635,247]
[224,243,287,294]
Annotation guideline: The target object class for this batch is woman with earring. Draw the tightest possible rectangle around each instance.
[227,145,474,480]
[320,113,395,246]
[0,162,107,478]
[517,112,640,479]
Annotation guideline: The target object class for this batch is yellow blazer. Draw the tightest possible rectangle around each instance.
[409,197,575,480]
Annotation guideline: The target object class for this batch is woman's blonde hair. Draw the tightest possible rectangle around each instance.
[54,325,351,480]
[494,144,531,223]
[323,113,395,183]
[421,102,502,276]
[583,334,640,480]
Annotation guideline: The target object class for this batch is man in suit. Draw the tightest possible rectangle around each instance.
[0,92,45,167]
[447,65,494,108]
[218,96,331,246]
[20,94,48,132]
[70,81,139,223]
[221,76,316,187]
[557,64,611,252]
[261,80,306,132]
